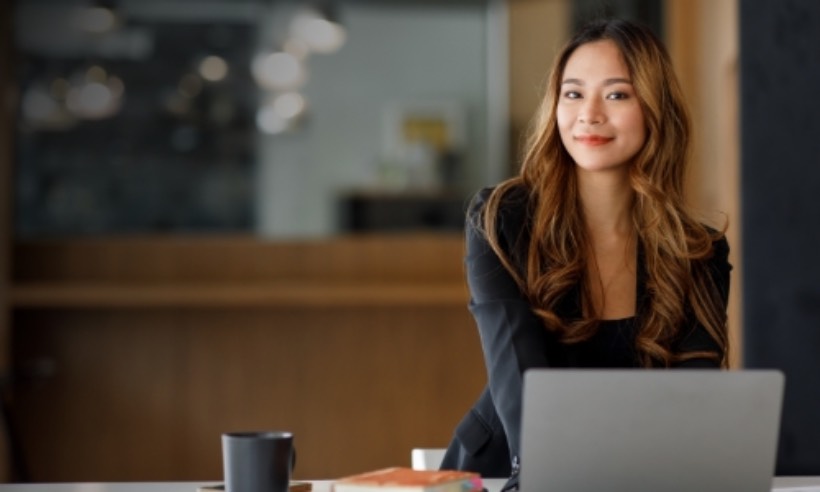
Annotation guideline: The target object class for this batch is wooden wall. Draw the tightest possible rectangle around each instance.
[508,0,570,172]
[665,0,741,367]
[8,234,487,481]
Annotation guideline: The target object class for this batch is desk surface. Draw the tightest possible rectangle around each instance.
[0,481,504,492]
[0,478,819,492]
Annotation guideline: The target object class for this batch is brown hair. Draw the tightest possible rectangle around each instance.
[479,19,728,367]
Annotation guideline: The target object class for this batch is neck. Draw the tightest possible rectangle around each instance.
[577,167,635,240]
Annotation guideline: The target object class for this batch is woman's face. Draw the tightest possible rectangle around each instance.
[556,39,646,174]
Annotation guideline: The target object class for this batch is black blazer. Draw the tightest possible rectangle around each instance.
[440,186,732,487]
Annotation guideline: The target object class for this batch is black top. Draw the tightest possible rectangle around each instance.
[441,186,732,487]
[571,317,639,367]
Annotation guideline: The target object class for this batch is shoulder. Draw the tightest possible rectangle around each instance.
[468,183,530,224]
[702,226,730,268]
[691,228,732,290]
[711,234,730,259]
[466,184,532,265]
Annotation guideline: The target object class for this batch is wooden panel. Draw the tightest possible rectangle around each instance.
[10,283,468,309]
[12,233,465,284]
[9,233,485,481]
[12,306,486,482]
[508,0,570,172]
[665,0,741,367]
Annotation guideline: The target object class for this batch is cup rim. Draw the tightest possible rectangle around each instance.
[223,431,293,440]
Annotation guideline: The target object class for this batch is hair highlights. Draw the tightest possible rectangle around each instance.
[478,19,728,367]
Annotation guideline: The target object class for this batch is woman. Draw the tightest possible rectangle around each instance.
[440,19,732,489]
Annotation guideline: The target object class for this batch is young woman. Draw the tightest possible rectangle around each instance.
[441,19,732,488]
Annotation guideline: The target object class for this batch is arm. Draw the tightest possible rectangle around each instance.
[673,236,732,368]
[465,188,559,467]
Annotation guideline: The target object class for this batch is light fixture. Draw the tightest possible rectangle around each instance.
[65,65,124,120]
[256,91,308,135]
[257,104,289,135]
[283,38,311,60]
[272,92,306,120]
[290,4,346,55]
[251,50,307,90]
[199,55,229,82]
[72,0,121,34]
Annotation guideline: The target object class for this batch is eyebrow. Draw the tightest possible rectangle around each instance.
[561,77,632,86]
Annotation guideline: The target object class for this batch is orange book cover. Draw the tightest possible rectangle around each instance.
[332,467,483,492]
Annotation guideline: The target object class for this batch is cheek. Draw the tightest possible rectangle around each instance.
[556,105,571,128]
[633,116,647,145]
[622,109,646,144]
[556,107,574,138]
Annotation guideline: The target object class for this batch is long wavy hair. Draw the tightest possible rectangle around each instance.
[479,19,729,367]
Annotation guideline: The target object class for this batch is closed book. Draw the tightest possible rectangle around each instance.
[198,481,312,492]
[332,467,482,492]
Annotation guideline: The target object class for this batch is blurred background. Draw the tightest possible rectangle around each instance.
[1,0,818,484]
[12,0,505,238]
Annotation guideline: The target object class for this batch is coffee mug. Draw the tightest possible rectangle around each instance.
[222,431,294,492]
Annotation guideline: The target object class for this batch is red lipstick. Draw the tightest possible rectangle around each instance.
[576,135,614,146]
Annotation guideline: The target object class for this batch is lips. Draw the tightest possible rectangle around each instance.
[575,135,614,146]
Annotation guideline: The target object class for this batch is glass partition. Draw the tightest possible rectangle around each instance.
[12,0,506,238]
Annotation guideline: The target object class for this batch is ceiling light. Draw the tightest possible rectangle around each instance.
[257,105,289,135]
[251,51,307,90]
[199,55,229,82]
[272,92,306,120]
[73,1,121,34]
[290,5,346,54]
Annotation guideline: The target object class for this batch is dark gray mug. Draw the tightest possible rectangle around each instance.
[222,431,294,492]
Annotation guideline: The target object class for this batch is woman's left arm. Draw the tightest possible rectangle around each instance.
[673,236,732,368]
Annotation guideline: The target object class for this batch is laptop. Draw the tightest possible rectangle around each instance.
[519,369,785,492]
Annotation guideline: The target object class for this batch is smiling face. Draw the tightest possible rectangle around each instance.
[556,39,647,175]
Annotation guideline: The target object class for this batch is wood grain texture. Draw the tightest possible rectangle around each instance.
[10,283,468,309]
[666,0,741,367]
[12,233,465,284]
[12,307,485,482]
[9,234,485,482]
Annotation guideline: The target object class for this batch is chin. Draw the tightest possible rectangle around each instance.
[574,162,629,173]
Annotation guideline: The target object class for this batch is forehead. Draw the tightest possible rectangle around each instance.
[562,39,631,81]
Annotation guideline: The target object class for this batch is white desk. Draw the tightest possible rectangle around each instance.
[775,477,820,491]
[0,478,819,492]
[0,481,497,492]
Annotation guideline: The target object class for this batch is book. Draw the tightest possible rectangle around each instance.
[197,481,312,492]
[332,467,483,492]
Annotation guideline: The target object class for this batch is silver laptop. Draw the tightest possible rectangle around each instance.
[520,369,784,492]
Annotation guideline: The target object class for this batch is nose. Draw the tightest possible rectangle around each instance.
[578,97,605,125]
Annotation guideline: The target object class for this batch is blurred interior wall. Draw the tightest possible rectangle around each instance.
[254,3,491,238]
[740,0,820,474]
[508,0,570,173]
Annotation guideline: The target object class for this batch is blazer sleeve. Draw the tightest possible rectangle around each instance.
[465,188,558,468]
[673,235,732,368]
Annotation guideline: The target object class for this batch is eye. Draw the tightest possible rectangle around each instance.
[563,91,582,100]
[606,91,629,100]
